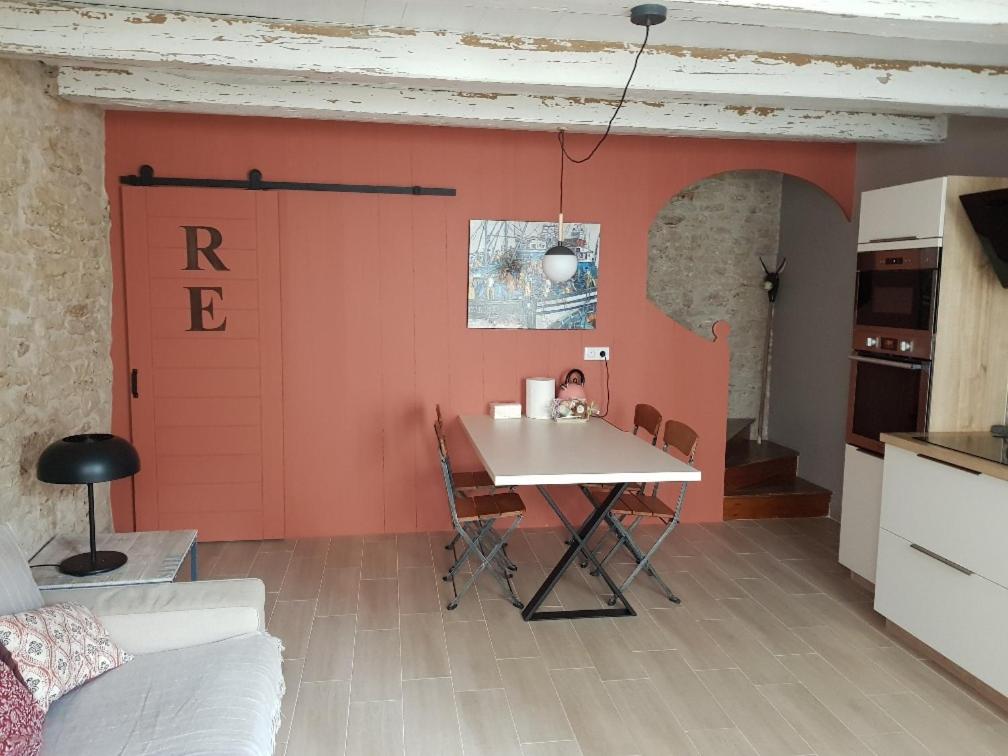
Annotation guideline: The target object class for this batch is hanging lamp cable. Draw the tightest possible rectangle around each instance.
[558,22,652,165]
[558,126,566,219]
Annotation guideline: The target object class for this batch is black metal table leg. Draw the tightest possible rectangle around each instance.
[539,485,636,607]
[522,483,636,621]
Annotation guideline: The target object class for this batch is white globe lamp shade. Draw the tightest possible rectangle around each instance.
[542,244,578,283]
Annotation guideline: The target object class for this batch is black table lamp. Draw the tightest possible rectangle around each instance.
[36,433,141,576]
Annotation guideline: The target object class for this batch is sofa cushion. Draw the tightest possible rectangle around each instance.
[41,633,283,756]
[0,603,132,712]
[0,642,27,687]
[0,524,43,616]
[0,659,44,756]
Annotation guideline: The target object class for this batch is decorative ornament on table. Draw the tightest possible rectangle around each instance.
[550,397,598,422]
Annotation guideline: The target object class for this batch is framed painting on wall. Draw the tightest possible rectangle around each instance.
[467,220,600,329]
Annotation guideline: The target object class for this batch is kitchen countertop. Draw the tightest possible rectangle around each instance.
[881,432,1008,483]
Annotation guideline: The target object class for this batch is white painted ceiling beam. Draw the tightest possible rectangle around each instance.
[57,65,948,143]
[670,0,1007,24]
[61,0,1008,63]
[68,1,1008,47]
[1,2,1006,117]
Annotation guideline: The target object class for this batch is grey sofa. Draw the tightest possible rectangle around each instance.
[0,524,283,755]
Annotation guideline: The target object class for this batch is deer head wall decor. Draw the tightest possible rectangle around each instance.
[760,256,788,304]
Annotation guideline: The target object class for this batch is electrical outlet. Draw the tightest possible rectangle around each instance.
[584,346,610,361]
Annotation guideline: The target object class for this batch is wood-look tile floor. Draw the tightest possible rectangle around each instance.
[183,518,1008,756]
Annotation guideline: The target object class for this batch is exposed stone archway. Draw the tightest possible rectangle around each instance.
[647,170,783,429]
[647,169,849,444]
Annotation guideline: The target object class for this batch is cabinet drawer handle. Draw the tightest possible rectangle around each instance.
[868,235,917,243]
[916,454,981,475]
[909,543,973,576]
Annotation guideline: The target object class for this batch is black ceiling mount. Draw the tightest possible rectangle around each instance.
[630,4,668,26]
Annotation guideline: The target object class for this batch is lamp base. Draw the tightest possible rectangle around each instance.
[58,551,128,577]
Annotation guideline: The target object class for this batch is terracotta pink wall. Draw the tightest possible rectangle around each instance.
[105,112,854,534]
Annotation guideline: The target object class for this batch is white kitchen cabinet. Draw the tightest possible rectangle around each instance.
[843,176,1008,587]
[880,445,1008,589]
[875,528,1008,696]
[874,444,1008,696]
[857,177,947,246]
[838,444,884,583]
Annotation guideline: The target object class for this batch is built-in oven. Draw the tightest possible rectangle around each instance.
[847,247,939,454]
[847,353,931,455]
[853,247,939,361]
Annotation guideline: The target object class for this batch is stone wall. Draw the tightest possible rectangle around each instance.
[647,171,782,429]
[0,59,112,555]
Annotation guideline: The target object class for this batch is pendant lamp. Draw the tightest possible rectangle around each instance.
[542,5,665,285]
[542,212,578,284]
[542,119,578,284]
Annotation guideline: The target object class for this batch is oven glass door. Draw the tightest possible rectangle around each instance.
[847,355,930,454]
[855,268,937,331]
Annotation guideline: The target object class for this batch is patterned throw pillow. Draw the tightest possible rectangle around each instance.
[0,603,132,712]
[0,655,44,756]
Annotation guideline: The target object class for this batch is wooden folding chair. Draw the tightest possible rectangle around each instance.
[585,419,698,604]
[583,404,662,492]
[434,408,518,574]
[435,404,494,491]
[579,403,663,557]
[434,423,525,610]
[630,404,663,446]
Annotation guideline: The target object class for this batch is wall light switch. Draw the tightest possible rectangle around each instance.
[584,346,610,361]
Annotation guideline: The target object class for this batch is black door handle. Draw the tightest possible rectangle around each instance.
[130,369,139,398]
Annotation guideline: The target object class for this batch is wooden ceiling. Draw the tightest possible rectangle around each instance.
[2,0,1007,142]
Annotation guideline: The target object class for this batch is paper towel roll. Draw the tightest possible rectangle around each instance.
[525,377,556,420]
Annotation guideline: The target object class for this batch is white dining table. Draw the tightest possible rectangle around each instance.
[460,415,701,621]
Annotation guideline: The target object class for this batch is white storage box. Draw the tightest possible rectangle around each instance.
[489,402,522,420]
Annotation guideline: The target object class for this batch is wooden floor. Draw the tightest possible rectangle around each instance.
[186,519,1008,756]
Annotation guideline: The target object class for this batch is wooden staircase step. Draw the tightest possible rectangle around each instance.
[723,477,831,520]
[725,440,799,492]
[726,417,755,447]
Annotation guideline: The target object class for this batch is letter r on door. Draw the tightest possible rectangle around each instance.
[182,226,229,271]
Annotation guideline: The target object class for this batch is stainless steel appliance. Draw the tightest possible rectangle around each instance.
[853,247,939,359]
[846,247,939,454]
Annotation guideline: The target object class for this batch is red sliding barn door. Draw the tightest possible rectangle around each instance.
[122,187,284,541]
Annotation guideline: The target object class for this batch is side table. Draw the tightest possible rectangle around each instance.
[30,530,198,590]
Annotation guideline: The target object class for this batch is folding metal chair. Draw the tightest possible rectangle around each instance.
[630,403,664,446]
[434,407,518,573]
[583,419,698,605]
[435,404,495,492]
[434,423,525,610]
[589,406,663,491]
[579,403,663,558]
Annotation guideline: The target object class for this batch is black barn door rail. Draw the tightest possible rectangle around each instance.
[120,165,456,197]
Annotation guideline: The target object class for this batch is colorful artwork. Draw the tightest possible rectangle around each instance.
[467,220,601,329]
